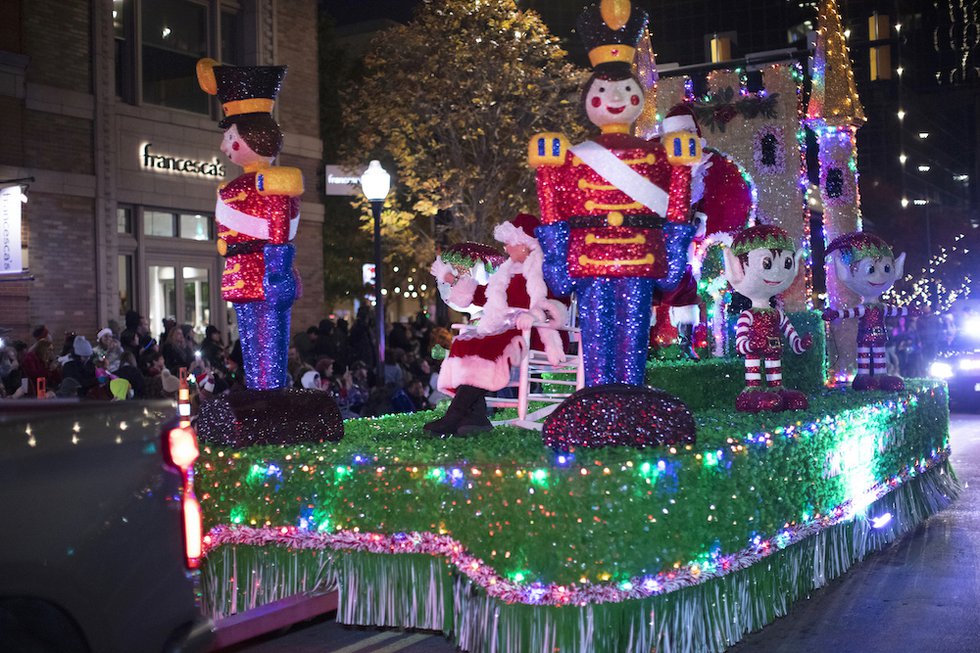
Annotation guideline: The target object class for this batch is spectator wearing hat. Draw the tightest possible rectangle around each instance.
[32,325,51,344]
[62,336,98,397]
[94,327,123,373]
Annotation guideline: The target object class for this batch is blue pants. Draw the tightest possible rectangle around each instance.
[574,277,654,387]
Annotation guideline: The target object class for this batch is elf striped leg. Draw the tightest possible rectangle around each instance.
[764,356,783,388]
[872,346,888,377]
[744,357,762,388]
[853,346,876,390]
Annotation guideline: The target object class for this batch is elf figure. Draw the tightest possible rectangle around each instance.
[530,0,700,386]
[723,225,812,412]
[197,58,303,390]
[822,232,910,391]
[430,242,506,319]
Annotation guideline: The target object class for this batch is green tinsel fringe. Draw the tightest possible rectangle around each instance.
[202,461,957,652]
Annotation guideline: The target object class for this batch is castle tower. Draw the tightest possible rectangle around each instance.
[805,0,866,376]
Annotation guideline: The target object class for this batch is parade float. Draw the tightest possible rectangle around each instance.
[193,1,958,651]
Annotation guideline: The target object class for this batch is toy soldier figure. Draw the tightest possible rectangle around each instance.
[197,59,303,390]
[530,0,701,387]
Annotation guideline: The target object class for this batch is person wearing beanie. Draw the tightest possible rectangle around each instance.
[723,225,812,413]
[425,214,568,437]
[61,336,97,397]
[32,325,51,343]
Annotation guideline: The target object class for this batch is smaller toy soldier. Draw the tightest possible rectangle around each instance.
[822,232,911,391]
[197,58,302,390]
[723,225,812,412]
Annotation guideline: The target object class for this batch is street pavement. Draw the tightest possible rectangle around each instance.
[225,413,980,653]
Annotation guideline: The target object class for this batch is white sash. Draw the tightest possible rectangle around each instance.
[215,200,300,240]
[570,140,669,216]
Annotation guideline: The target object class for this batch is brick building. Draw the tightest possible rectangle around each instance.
[0,0,325,345]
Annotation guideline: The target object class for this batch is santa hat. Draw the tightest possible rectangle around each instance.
[493,214,540,250]
[661,103,701,137]
[195,370,215,393]
[730,224,796,257]
[97,327,113,341]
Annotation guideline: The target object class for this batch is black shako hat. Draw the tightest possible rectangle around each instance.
[196,58,287,128]
[577,0,649,77]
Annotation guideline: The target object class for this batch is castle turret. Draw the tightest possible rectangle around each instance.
[805,0,865,377]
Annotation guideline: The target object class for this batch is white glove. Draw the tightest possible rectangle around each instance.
[515,311,535,331]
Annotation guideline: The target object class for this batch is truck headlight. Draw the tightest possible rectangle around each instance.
[929,361,954,379]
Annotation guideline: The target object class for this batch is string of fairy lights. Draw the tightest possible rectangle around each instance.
[882,233,973,310]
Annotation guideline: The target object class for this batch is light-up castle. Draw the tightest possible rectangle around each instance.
[650,0,865,369]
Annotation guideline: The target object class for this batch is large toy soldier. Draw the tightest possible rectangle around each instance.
[530,0,701,386]
[197,59,302,390]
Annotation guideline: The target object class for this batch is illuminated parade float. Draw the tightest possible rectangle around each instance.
[194,1,958,651]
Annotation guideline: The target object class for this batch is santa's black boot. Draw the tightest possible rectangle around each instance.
[457,388,492,435]
[423,385,483,437]
[678,324,700,361]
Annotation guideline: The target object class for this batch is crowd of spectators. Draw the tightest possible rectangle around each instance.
[0,306,452,420]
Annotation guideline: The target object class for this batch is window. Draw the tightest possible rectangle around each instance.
[117,206,133,234]
[118,254,134,317]
[826,168,845,199]
[145,210,177,237]
[179,213,213,241]
[145,209,213,240]
[759,134,779,167]
[114,0,246,113]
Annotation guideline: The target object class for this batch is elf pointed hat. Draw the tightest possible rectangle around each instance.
[196,58,287,128]
[730,224,797,257]
[577,0,649,76]
[824,232,894,264]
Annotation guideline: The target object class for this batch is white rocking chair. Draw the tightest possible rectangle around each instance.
[451,298,584,431]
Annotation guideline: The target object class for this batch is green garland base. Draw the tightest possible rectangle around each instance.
[202,462,957,652]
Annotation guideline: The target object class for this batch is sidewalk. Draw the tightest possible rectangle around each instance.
[729,412,980,652]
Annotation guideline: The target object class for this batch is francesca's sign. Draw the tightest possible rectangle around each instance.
[325,165,361,196]
[141,143,226,177]
[0,186,24,275]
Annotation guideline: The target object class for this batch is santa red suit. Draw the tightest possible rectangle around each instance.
[437,216,567,396]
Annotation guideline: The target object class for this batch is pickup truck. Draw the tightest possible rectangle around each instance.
[0,400,213,652]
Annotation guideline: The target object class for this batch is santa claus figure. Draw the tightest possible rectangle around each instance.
[724,225,812,412]
[425,214,567,437]
[822,232,911,391]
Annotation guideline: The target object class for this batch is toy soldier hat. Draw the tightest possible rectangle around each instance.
[196,58,287,128]
[730,224,796,257]
[824,232,894,262]
[577,0,649,76]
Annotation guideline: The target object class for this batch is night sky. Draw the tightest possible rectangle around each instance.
[320,0,419,25]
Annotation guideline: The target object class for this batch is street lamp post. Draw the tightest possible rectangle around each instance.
[360,160,391,387]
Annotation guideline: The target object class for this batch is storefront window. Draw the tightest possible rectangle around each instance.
[117,206,133,234]
[145,210,177,237]
[141,0,209,114]
[148,265,177,339]
[118,254,134,317]
[114,0,246,112]
[179,213,213,241]
[183,266,211,334]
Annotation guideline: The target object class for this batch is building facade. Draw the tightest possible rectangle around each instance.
[0,0,325,344]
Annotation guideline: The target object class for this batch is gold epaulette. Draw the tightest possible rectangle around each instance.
[528,132,570,168]
[256,167,304,197]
